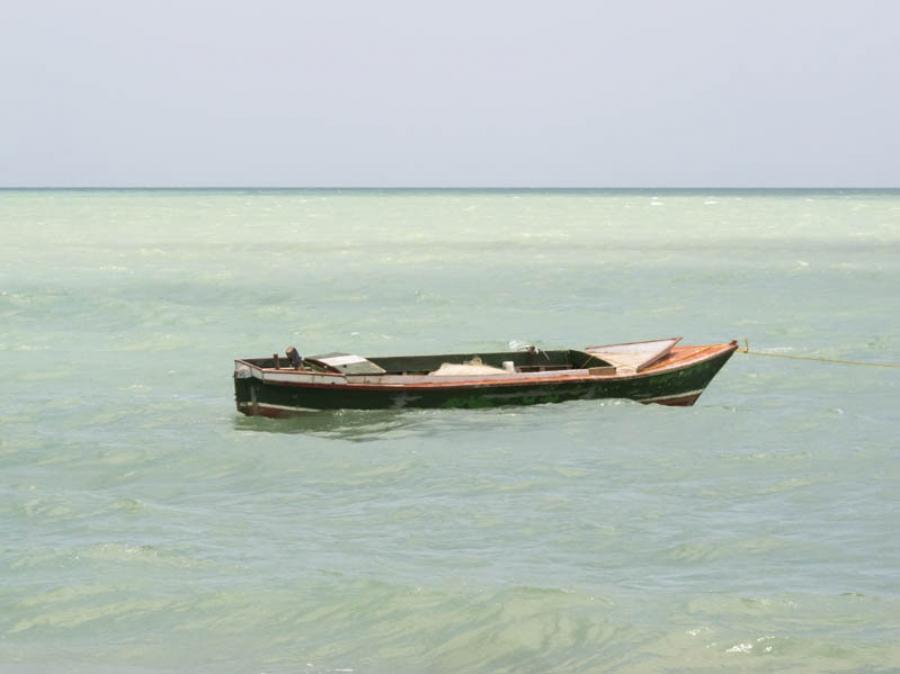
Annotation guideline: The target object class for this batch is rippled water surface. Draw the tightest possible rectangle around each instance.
[2,189,899,673]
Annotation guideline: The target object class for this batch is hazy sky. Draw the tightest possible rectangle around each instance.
[2,0,899,187]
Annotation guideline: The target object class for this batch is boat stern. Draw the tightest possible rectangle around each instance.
[233,359,259,415]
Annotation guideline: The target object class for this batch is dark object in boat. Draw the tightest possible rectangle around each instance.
[234,338,738,417]
[285,346,303,369]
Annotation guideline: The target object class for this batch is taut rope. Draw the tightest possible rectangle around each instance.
[738,339,900,369]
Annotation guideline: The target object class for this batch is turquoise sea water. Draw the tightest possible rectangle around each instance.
[1,189,899,673]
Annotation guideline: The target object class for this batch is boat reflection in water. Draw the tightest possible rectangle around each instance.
[232,408,421,442]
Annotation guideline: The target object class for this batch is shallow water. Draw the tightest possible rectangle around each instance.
[1,189,899,673]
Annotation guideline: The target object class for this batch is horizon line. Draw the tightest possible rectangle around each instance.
[2,185,899,191]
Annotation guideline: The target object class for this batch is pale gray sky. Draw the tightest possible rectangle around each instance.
[1,0,899,187]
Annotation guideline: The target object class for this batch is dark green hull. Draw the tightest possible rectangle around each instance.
[234,344,736,416]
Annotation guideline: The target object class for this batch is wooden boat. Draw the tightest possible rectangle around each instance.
[234,338,738,417]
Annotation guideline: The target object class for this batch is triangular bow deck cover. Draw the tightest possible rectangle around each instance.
[584,338,681,375]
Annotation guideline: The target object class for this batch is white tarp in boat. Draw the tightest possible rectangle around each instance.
[585,338,681,375]
[309,353,386,375]
[430,356,507,376]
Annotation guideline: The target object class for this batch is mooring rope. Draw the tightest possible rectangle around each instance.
[738,339,900,369]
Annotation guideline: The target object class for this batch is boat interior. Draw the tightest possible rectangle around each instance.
[237,339,712,378]
[243,349,616,376]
